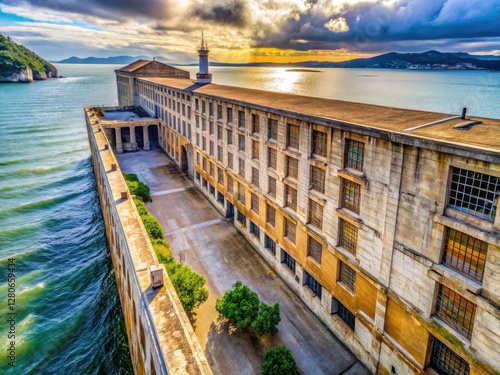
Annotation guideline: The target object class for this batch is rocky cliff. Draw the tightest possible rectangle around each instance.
[0,34,59,83]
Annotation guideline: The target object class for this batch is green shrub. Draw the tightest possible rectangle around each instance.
[134,199,149,216]
[262,346,300,375]
[215,281,260,329]
[170,266,209,312]
[123,173,151,202]
[141,215,164,240]
[252,302,281,336]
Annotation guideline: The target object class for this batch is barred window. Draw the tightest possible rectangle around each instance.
[239,158,245,178]
[217,104,222,120]
[332,298,355,330]
[343,179,361,214]
[251,193,259,214]
[443,228,487,282]
[252,114,260,134]
[217,125,223,140]
[238,134,245,151]
[238,183,246,204]
[448,167,499,221]
[311,166,326,194]
[268,176,277,198]
[339,219,358,254]
[210,162,214,177]
[268,118,278,141]
[338,261,356,293]
[218,145,223,162]
[312,130,327,157]
[251,141,259,161]
[286,156,299,180]
[284,218,296,244]
[209,121,214,135]
[237,209,246,225]
[264,234,276,255]
[218,167,224,185]
[227,107,233,123]
[345,139,364,171]
[430,338,470,375]
[309,199,323,229]
[238,110,245,128]
[304,271,322,298]
[266,204,276,226]
[250,221,260,238]
[281,249,296,273]
[436,284,476,340]
[268,147,277,170]
[287,124,300,149]
[209,141,214,156]
[308,236,322,264]
[227,175,233,193]
[285,185,297,211]
[252,167,259,187]
[228,152,233,169]
[227,129,233,145]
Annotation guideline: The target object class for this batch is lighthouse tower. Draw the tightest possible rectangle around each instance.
[196,31,212,84]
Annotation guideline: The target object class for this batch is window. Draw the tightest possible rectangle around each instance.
[227,107,233,123]
[287,124,300,149]
[195,98,199,111]
[238,134,245,151]
[202,178,207,188]
[268,147,277,170]
[286,156,299,180]
[238,110,245,128]
[217,125,223,140]
[281,249,296,273]
[209,141,214,156]
[251,193,259,214]
[202,118,206,131]
[264,235,276,255]
[312,130,327,157]
[196,133,200,147]
[284,185,297,211]
[217,104,222,120]
[304,271,322,298]
[196,152,200,165]
[195,171,200,181]
[252,114,259,134]
[249,221,260,238]
[210,162,214,177]
[266,204,276,226]
[209,184,215,196]
[252,167,259,187]
[228,152,233,169]
[209,121,214,135]
[435,284,476,340]
[227,175,233,193]
[448,167,499,221]
[217,191,224,205]
[338,261,356,293]
[284,218,296,244]
[343,179,361,214]
[332,298,355,330]
[268,176,277,198]
[268,119,278,141]
[238,183,246,204]
[202,137,206,151]
[442,228,487,282]
[339,219,358,254]
[308,236,322,264]
[252,140,259,160]
[239,158,245,178]
[429,338,470,375]
[218,168,224,185]
[227,129,233,145]
[237,210,246,225]
[345,139,364,171]
[209,102,213,116]
[309,200,323,229]
[311,166,326,194]
[202,157,207,172]
[218,145,223,162]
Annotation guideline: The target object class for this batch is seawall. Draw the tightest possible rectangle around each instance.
[84,107,212,375]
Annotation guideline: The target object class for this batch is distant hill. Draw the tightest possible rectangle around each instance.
[0,34,58,83]
[56,51,204,66]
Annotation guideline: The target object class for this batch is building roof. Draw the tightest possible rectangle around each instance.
[116,60,152,72]
[139,76,500,156]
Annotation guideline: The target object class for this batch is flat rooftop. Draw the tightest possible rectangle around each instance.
[95,108,157,126]
[140,77,500,155]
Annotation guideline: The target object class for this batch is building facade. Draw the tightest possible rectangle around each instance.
[114,58,500,375]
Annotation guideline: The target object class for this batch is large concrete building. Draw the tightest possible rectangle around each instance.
[111,43,500,375]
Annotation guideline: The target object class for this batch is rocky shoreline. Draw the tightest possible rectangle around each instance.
[0,65,60,83]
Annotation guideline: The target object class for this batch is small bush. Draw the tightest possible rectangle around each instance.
[123,173,139,182]
[262,346,300,375]
[252,302,281,336]
[134,199,149,216]
[215,281,260,329]
[141,215,164,240]
[123,173,151,202]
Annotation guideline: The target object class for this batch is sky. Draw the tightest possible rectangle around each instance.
[0,0,499,63]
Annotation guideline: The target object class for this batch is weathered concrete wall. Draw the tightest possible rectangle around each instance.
[84,107,212,375]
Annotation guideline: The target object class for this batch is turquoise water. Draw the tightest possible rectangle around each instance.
[0,65,132,374]
[0,63,498,375]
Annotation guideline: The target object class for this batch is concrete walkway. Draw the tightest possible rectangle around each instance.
[117,149,370,375]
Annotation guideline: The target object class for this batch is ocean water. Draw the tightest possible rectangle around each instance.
[0,63,498,375]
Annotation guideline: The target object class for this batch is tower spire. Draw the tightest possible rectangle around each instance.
[196,31,212,84]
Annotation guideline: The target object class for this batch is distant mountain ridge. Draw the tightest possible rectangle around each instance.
[55,51,204,66]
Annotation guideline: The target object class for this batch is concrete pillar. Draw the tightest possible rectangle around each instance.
[143,125,150,151]
[130,126,137,151]
[115,127,123,153]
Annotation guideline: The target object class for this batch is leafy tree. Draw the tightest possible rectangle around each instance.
[262,346,300,375]
[216,281,260,329]
[170,265,209,312]
[252,302,281,336]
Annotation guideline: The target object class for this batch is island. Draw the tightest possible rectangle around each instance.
[0,34,58,83]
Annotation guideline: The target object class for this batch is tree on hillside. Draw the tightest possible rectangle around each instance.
[262,346,300,375]
[215,281,260,329]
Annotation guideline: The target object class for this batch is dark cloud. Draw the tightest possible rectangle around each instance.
[190,0,249,27]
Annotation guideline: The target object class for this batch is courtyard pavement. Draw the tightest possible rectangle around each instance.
[117,148,370,375]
